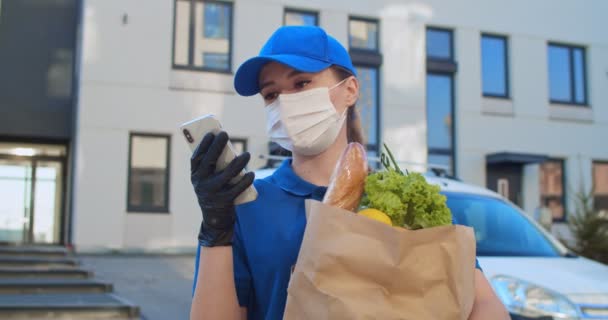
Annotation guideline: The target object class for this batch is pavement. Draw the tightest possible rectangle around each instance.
[80,254,196,320]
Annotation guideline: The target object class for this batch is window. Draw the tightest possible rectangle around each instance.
[481,34,509,98]
[348,17,382,158]
[446,192,560,257]
[426,73,454,173]
[127,134,171,213]
[426,27,457,175]
[426,28,453,60]
[539,159,566,221]
[230,138,247,155]
[283,8,318,26]
[349,18,379,52]
[355,66,379,155]
[173,0,233,72]
[593,161,608,215]
[548,43,587,105]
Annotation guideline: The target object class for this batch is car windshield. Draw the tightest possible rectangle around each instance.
[444,192,561,257]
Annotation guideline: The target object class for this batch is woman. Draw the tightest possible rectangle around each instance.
[190,26,508,320]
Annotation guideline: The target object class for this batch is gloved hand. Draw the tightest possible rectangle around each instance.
[190,131,255,247]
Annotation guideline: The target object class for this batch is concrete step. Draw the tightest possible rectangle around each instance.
[0,246,70,258]
[0,267,92,279]
[0,293,140,319]
[0,278,112,294]
[0,256,79,268]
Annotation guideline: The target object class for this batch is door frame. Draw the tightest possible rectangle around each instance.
[0,154,68,245]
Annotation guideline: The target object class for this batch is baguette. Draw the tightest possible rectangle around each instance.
[323,142,368,212]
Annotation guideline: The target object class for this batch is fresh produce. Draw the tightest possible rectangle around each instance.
[322,142,368,212]
[360,144,452,229]
[358,208,393,226]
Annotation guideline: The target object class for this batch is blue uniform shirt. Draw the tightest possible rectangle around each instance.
[193,160,481,320]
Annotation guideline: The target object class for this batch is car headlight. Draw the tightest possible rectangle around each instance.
[491,275,581,319]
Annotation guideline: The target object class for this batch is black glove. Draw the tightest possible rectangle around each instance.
[190,131,255,247]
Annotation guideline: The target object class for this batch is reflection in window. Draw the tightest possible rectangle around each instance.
[173,0,232,71]
[481,35,508,97]
[349,18,378,51]
[355,66,379,152]
[128,134,170,212]
[426,28,453,60]
[426,73,454,175]
[427,74,453,150]
[539,160,565,221]
[593,162,608,215]
[548,44,587,104]
[284,9,318,26]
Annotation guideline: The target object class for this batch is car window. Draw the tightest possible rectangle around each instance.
[444,192,560,257]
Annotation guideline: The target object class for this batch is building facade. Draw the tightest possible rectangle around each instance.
[1,0,607,251]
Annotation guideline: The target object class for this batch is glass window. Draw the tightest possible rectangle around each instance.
[349,18,378,51]
[593,162,608,215]
[446,193,560,257]
[173,0,232,72]
[426,74,453,150]
[426,28,452,60]
[548,44,587,105]
[355,66,379,152]
[128,134,170,212]
[481,35,508,97]
[540,159,565,221]
[427,73,454,175]
[284,9,318,26]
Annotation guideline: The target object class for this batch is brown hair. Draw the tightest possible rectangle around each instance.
[331,66,365,146]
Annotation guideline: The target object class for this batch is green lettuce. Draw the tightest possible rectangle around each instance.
[360,145,452,229]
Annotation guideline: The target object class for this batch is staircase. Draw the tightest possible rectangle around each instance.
[0,245,140,319]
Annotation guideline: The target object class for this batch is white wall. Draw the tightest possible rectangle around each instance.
[73,0,608,250]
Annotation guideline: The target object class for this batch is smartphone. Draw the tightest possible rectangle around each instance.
[180,114,258,205]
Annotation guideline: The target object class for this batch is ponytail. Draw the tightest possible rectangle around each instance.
[332,66,366,146]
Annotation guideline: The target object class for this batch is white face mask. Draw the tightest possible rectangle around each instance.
[266,79,348,156]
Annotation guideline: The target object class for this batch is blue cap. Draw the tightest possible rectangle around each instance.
[234,26,356,96]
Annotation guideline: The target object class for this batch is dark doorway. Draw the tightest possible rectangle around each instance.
[487,163,523,206]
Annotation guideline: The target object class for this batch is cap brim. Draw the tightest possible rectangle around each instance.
[234,54,332,96]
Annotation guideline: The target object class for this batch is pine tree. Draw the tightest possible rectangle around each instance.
[567,188,608,264]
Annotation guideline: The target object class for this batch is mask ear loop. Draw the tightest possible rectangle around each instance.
[329,77,350,91]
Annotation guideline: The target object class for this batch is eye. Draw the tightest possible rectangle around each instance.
[294,80,311,89]
[263,91,279,102]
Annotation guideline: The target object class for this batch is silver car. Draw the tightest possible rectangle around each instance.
[254,167,608,319]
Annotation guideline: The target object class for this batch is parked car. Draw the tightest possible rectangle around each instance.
[253,166,608,320]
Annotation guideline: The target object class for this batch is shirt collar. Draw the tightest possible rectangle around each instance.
[272,159,327,198]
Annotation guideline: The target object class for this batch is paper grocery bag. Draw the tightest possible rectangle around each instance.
[283,200,476,320]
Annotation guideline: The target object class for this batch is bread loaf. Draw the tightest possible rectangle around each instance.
[323,142,368,212]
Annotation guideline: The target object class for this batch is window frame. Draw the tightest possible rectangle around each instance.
[547,42,588,106]
[426,71,457,175]
[426,26,454,62]
[171,0,234,73]
[481,33,510,99]
[127,132,172,214]
[348,16,382,156]
[230,137,248,154]
[426,26,457,176]
[539,158,567,222]
[283,7,319,26]
[348,16,380,53]
[592,160,608,212]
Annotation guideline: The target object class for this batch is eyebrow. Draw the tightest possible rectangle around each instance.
[259,70,306,92]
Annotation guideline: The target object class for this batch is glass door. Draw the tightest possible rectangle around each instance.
[0,159,33,243]
[0,142,66,244]
[32,160,64,244]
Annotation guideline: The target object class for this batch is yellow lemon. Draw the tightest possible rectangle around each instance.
[358,208,393,226]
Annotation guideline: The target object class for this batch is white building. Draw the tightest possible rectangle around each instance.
[1,0,606,251]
